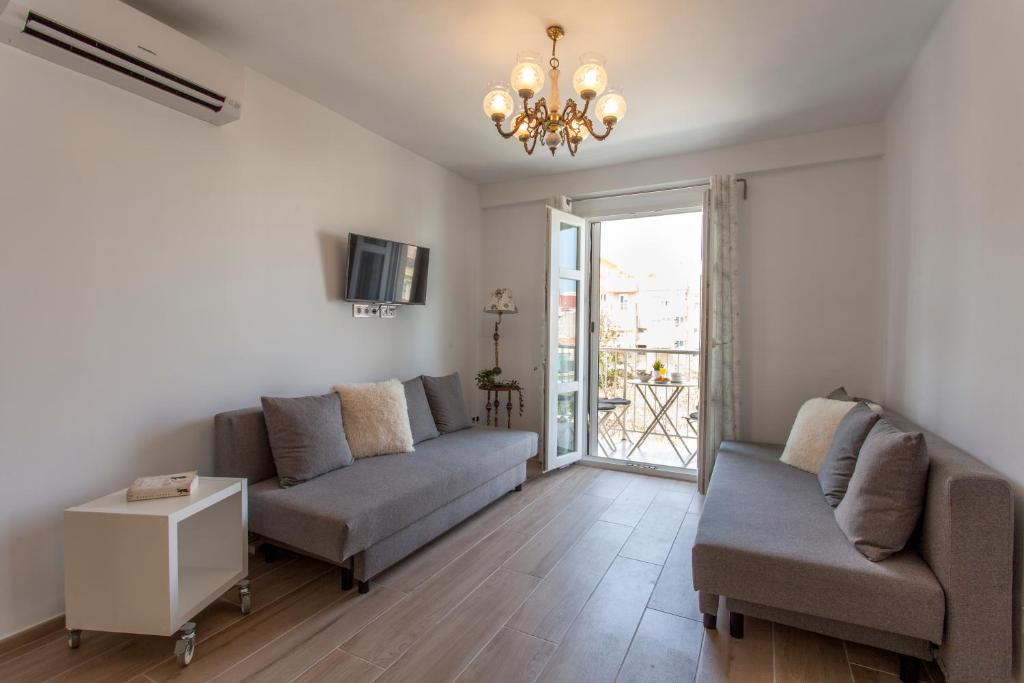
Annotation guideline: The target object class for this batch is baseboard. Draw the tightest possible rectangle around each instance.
[0,613,64,657]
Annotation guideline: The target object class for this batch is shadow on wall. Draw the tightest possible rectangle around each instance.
[318,231,348,302]
[130,417,218,477]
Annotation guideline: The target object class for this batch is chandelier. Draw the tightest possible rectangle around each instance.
[482,25,627,157]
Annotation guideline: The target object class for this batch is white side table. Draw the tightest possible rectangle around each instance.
[64,476,249,666]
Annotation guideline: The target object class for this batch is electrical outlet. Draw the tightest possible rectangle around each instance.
[353,304,374,318]
[379,304,397,319]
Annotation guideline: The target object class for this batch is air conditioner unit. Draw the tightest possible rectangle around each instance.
[0,0,242,125]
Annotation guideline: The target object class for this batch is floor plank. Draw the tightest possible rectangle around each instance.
[455,628,557,683]
[0,630,132,683]
[507,520,632,643]
[535,556,661,683]
[773,623,852,683]
[374,569,540,683]
[293,649,384,683]
[616,608,703,683]
[695,599,773,683]
[0,615,64,662]
[618,485,692,565]
[845,641,900,675]
[584,469,635,500]
[503,493,611,578]
[597,475,662,527]
[504,467,601,537]
[851,664,900,682]
[647,513,701,620]
[342,524,529,669]
[146,572,343,682]
[214,585,403,683]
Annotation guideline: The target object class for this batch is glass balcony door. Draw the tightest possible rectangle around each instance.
[543,207,588,471]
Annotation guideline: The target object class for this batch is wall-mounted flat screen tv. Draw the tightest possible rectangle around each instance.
[345,233,430,305]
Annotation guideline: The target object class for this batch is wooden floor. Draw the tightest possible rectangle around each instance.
[1,463,946,683]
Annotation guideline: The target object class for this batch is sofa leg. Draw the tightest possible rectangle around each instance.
[728,612,744,639]
[357,580,370,594]
[702,613,717,630]
[340,567,353,591]
[514,484,523,492]
[262,543,279,563]
[898,655,921,682]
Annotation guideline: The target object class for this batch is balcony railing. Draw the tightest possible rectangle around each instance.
[597,347,700,466]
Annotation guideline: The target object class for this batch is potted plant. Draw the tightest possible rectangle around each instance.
[653,359,668,382]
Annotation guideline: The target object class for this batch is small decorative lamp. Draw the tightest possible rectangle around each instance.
[484,288,518,374]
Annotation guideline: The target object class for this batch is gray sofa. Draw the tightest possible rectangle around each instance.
[214,407,538,592]
[693,409,1013,683]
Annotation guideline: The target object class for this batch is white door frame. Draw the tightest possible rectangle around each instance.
[579,205,704,481]
[543,207,588,471]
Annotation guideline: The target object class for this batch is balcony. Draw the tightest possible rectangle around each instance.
[595,347,700,471]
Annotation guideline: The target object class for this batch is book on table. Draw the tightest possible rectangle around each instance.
[126,471,198,502]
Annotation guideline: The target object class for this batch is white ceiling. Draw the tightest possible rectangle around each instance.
[125,0,949,184]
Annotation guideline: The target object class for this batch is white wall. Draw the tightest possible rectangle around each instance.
[739,158,884,442]
[481,145,885,446]
[479,202,549,436]
[0,47,482,638]
[882,0,1024,673]
[479,123,884,209]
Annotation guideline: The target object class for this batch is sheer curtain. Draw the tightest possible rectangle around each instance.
[698,175,741,493]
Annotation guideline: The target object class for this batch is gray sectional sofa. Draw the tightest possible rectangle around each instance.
[692,409,1012,683]
[214,407,538,592]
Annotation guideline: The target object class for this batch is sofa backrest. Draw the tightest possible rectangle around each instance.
[214,407,277,484]
[883,409,1012,682]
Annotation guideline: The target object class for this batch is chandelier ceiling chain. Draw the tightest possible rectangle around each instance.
[482,25,627,157]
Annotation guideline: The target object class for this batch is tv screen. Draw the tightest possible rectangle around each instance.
[345,234,430,305]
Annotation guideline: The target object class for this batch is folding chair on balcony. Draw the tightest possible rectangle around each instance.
[597,396,633,457]
[596,401,618,455]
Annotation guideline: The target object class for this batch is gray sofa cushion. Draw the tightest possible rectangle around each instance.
[404,377,440,444]
[261,394,353,487]
[692,441,944,643]
[214,407,277,484]
[422,372,471,433]
[818,402,880,507]
[835,420,929,561]
[248,427,538,563]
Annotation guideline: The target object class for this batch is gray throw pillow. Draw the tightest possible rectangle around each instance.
[403,377,440,444]
[421,372,472,433]
[261,393,353,488]
[818,402,880,507]
[834,419,929,561]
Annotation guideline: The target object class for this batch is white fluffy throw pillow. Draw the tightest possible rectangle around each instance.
[332,379,414,458]
[779,398,856,474]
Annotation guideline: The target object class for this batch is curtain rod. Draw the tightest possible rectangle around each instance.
[570,177,748,203]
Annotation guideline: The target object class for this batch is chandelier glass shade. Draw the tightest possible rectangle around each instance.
[483,25,626,157]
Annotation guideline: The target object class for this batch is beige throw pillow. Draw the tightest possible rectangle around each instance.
[332,379,414,458]
[779,398,856,474]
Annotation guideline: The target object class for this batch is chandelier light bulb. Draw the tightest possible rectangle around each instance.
[482,82,515,121]
[572,53,608,100]
[510,52,545,98]
[596,88,627,125]
[566,118,589,142]
[514,118,532,141]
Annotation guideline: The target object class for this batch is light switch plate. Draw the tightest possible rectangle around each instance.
[379,305,397,319]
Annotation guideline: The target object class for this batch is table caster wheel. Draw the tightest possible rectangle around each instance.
[67,629,81,649]
[238,579,252,615]
[174,622,197,667]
